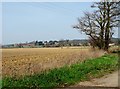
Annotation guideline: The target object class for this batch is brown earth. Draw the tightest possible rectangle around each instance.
[2,48,105,77]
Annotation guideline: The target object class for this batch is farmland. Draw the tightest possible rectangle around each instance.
[3,54,118,88]
[2,47,104,77]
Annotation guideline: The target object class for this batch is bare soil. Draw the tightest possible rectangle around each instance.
[2,48,104,77]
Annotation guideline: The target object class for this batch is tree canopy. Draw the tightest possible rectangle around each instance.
[73,1,120,51]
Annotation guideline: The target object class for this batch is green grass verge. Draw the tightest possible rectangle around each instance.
[2,54,118,88]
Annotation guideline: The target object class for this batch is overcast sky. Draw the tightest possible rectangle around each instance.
[2,2,118,44]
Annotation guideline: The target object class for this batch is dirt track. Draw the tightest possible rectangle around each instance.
[73,71,119,87]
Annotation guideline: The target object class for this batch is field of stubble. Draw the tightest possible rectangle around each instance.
[2,47,104,77]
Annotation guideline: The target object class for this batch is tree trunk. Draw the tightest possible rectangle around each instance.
[104,2,110,51]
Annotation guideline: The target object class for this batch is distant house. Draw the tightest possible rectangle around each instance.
[0,44,2,48]
[54,41,59,47]
[109,43,115,47]
[14,41,36,48]
[21,43,35,48]
[2,44,14,48]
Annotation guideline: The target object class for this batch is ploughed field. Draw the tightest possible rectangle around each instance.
[2,47,104,77]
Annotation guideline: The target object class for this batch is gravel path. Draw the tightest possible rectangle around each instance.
[72,71,119,87]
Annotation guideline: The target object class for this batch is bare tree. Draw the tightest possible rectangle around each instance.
[73,1,120,51]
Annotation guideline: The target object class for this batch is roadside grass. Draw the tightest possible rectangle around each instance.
[2,54,118,88]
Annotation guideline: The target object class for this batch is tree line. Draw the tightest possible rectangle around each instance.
[2,39,89,48]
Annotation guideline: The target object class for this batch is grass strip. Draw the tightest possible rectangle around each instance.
[2,54,118,88]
